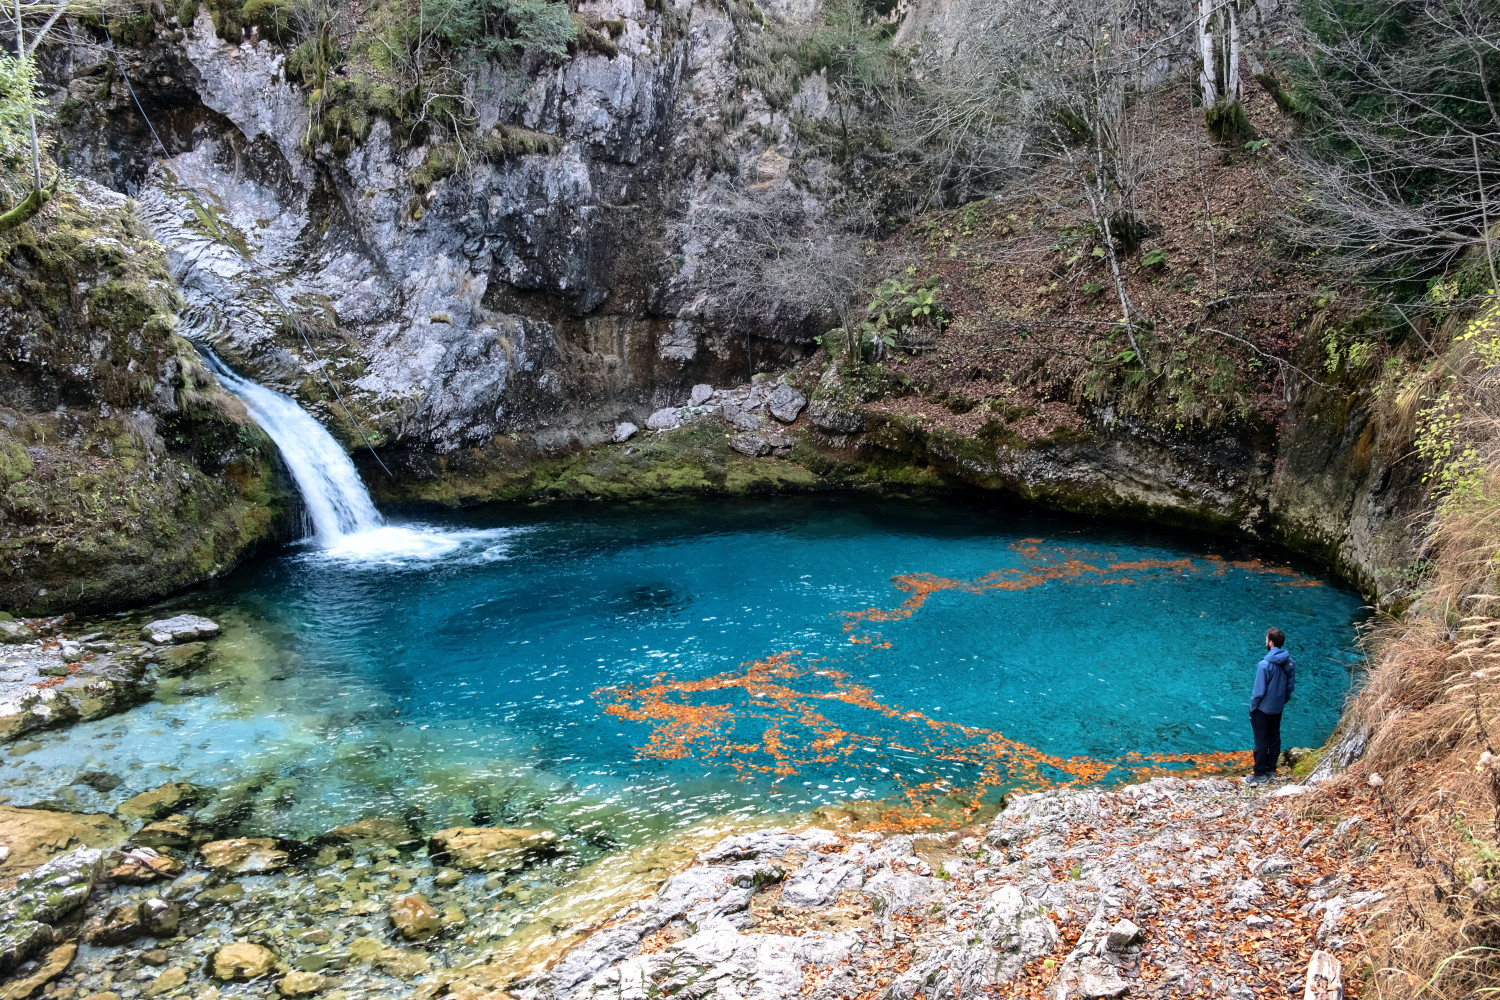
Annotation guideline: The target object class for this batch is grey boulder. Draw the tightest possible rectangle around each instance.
[141,615,220,645]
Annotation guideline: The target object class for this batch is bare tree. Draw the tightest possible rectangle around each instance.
[1291,0,1500,283]
[668,186,884,363]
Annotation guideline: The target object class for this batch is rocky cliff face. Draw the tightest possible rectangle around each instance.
[0,180,293,614]
[20,0,1427,610]
[45,0,835,466]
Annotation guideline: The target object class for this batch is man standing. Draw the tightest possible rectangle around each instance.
[1247,627,1295,785]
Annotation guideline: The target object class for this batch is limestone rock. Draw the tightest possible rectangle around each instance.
[427,827,558,872]
[644,407,680,431]
[0,847,104,974]
[1105,918,1142,951]
[389,895,441,941]
[116,783,214,822]
[1080,971,1131,998]
[144,967,187,997]
[0,942,75,1000]
[809,399,864,434]
[779,857,863,908]
[0,620,34,644]
[689,384,715,405]
[721,404,762,432]
[277,972,326,997]
[141,616,220,645]
[200,838,288,875]
[729,433,770,457]
[345,937,383,962]
[767,384,807,423]
[0,806,126,877]
[211,942,276,981]
[611,422,638,444]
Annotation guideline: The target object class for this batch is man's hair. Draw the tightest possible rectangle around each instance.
[1266,627,1286,648]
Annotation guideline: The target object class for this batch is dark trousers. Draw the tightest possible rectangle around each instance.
[1251,709,1282,776]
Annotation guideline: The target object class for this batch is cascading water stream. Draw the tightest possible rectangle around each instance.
[199,349,514,563]
[200,350,382,545]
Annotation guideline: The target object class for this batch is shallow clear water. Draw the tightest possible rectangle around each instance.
[5,496,1363,852]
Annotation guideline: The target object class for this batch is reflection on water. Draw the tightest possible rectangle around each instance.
[3,497,1364,857]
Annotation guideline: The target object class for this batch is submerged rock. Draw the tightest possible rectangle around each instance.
[276,971,327,997]
[0,807,126,877]
[141,616,220,645]
[200,838,288,875]
[0,942,76,1000]
[116,783,215,822]
[427,827,559,872]
[326,817,414,846]
[211,942,277,981]
[389,895,441,940]
[143,967,187,997]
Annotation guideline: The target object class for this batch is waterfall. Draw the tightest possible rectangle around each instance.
[201,351,384,544]
[201,350,517,563]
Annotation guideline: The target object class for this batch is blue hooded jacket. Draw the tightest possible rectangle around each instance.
[1250,646,1295,714]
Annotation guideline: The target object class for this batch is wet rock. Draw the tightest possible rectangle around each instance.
[433,868,463,888]
[611,422,638,443]
[427,827,558,872]
[140,949,170,966]
[141,897,181,936]
[644,408,680,431]
[374,948,431,979]
[728,433,770,457]
[325,818,413,846]
[131,817,203,851]
[0,942,75,1000]
[1,847,103,973]
[79,993,120,1000]
[297,929,330,945]
[150,642,212,677]
[0,620,34,643]
[389,895,441,941]
[144,967,187,997]
[84,902,146,945]
[210,942,276,981]
[346,937,383,962]
[200,838,288,874]
[141,616,220,645]
[116,783,214,822]
[689,384,715,406]
[277,972,327,997]
[0,806,126,877]
[109,847,184,884]
[196,882,245,904]
[1105,918,1142,951]
[767,384,807,423]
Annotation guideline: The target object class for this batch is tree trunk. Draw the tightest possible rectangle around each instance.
[1198,0,1216,107]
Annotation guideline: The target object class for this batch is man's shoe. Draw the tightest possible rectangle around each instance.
[1243,774,1270,786]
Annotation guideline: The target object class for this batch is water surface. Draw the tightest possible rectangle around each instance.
[4,497,1363,851]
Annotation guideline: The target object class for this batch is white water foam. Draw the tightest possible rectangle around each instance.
[201,351,514,563]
